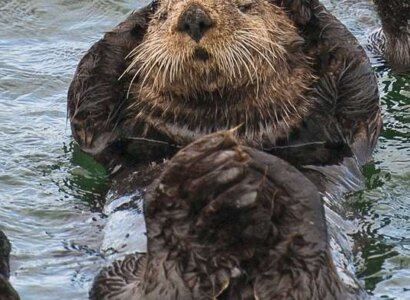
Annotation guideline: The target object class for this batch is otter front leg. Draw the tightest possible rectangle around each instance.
[305,2,382,166]
[332,55,382,166]
[67,6,151,155]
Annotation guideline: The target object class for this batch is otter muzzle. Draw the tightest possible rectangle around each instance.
[177,4,213,42]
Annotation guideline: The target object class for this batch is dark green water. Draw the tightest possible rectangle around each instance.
[0,0,408,299]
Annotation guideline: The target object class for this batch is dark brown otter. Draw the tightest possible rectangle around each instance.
[68,0,381,171]
[90,131,361,300]
[67,0,381,299]
[368,0,410,72]
[0,231,20,300]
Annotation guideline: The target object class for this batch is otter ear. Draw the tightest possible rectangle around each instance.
[272,0,313,26]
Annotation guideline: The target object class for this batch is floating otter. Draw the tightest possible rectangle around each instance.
[67,0,382,298]
[90,131,363,300]
[368,0,410,72]
[0,231,20,300]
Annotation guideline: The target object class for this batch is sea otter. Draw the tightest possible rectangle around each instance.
[368,0,410,72]
[67,0,381,298]
[0,231,20,300]
[90,131,364,300]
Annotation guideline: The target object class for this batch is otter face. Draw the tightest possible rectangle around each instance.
[127,0,303,95]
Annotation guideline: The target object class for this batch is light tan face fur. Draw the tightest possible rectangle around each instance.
[126,0,304,95]
[124,0,314,146]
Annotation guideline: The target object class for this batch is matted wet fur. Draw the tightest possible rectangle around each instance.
[90,132,359,300]
[68,0,381,169]
[0,231,20,300]
[368,0,410,72]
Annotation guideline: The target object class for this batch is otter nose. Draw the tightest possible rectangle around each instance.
[177,4,212,42]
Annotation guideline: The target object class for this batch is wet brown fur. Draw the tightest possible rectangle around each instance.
[90,132,355,300]
[371,0,410,72]
[0,231,20,300]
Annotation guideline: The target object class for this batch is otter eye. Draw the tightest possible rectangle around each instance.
[238,3,253,13]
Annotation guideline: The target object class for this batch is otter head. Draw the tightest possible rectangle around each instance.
[126,0,315,147]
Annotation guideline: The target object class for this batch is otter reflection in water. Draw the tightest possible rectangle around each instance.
[90,132,365,300]
[67,0,381,299]
[0,231,20,300]
[368,0,410,72]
